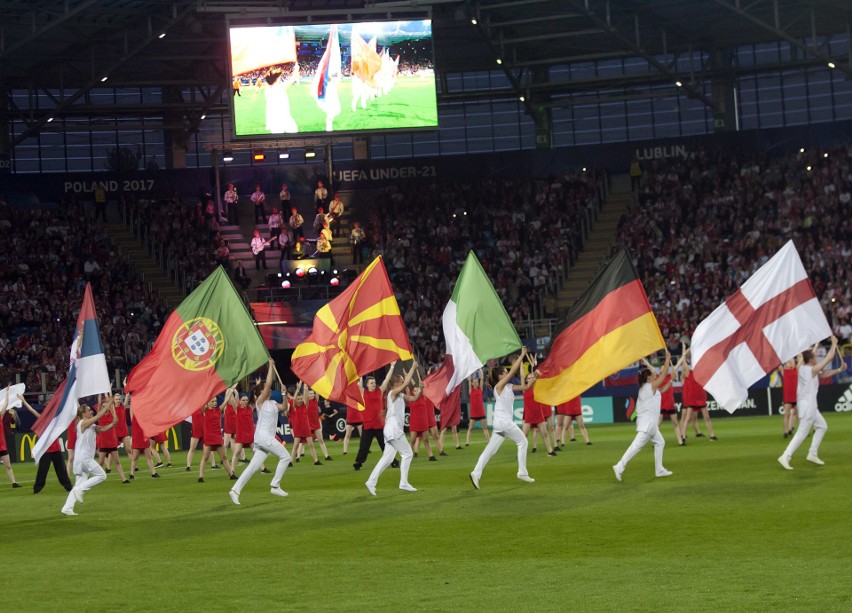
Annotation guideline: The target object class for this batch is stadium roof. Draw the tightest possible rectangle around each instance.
[1,0,851,143]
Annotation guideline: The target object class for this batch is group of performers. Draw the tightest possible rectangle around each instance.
[0,335,843,513]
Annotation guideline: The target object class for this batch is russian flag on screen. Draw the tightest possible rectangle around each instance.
[32,284,110,461]
[315,24,340,101]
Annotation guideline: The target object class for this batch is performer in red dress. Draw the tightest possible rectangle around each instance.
[186,406,216,472]
[342,395,364,455]
[780,357,799,438]
[149,430,172,468]
[522,370,556,456]
[290,383,322,465]
[465,370,490,447]
[112,392,131,462]
[198,396,235,483]
[230,388,257,470]
[224,393,238,452]
[679,347,717,441]
[408,381,437,461]
[96,395,129,483]
[128,392,159,478]
[556,395,590,446]
[65,414,78,476]
[307,389,332,461]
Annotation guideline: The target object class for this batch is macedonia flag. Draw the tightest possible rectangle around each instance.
[534,250,664,406]
[291,256,412,409]
[125,267,269,437]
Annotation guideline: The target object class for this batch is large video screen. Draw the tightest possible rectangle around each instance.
[228,20,437,137]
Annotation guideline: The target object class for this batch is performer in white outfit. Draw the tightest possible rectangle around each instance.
[469,347,537,489]
[229,358,291,505]
[365,361,422,496]
[613,350,672,482]
[61,395,117,516]
[778,336,842,470]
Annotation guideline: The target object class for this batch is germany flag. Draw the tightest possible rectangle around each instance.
[534,250,664,406]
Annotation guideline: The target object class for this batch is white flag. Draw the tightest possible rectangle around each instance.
[691,240,831,412]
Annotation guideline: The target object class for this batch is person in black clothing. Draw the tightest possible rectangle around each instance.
[17,394,74,493]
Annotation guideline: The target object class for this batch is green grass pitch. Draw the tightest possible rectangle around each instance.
[233,76,438,136]
[4,414,851,611]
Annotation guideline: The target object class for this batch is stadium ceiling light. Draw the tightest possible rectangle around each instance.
[806,165,812,171]
[158,32,166,39]
[279,149,290,159]
[496,58,503,65]
[305,148,316,158]
[46,116,54,123]
[799,147,805,153]
[222,150,234,162]
[519,95,525,102]
[200,113,206,120]
[828,61,836,69]
[471,18,477,25]
[823,152,829,158]
[675,80,683,87]
[100,76,108,82]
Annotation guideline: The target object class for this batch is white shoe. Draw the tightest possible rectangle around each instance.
[270,487,288,497]
[229,490,240,505]
[656,469,673,477]
[469,472,480,490]
[806,453,825,466]
[777,455,793,470]
[61,508,77,516]
[365,481,377,496]
[612,464,624,482]
[517,475,535,483]
[73,487,84,504]
[399,483,417,492]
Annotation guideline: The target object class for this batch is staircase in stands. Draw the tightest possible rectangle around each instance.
[104,223,186,307]
[546,175,636,314]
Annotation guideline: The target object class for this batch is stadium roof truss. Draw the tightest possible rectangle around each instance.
[1,0,851,148]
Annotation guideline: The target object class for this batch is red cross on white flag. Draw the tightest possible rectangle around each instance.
[691,240,831,413]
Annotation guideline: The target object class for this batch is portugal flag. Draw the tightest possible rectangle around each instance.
[534,250,664,405]
[125,267,269,437]
[290,256,412,409]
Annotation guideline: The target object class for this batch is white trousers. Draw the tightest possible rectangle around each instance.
[616,429,665,474]
[62,458,106,512]
[367,436,413,488]
[231,439,291,495]
[782,413,827,459]
[471,421,529,479]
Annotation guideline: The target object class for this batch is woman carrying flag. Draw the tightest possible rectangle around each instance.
[61,395,118,516]
[365,361,422,496]
[229,358,292,505]
[612,350,672,482]
[469,348,537,489]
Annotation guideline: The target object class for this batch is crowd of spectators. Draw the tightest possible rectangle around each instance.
[0,196,171,391]
[121,193,228,295]
[618,143,852,351]
[357,174,603,363]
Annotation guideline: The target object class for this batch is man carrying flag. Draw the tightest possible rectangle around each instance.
[690,240,833,413]
[534,249,664,406]
[125,267,269,438]
[32,284,111,462]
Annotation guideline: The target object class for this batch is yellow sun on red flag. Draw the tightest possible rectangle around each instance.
[290,256,412,409]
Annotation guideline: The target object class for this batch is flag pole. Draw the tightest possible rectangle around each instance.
[270,361,286,390]
[255,321,288,326]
